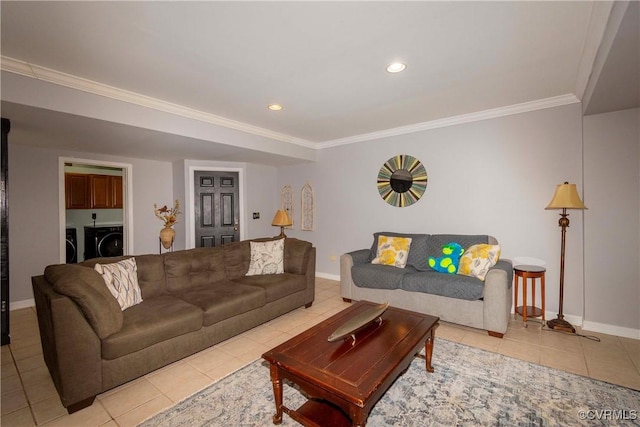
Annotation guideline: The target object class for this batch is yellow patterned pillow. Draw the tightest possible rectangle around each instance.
[457,244,501,280]
[371,236,413,268]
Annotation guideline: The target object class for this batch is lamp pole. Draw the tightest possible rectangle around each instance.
[547,208,576,333]
[545,181,586,334]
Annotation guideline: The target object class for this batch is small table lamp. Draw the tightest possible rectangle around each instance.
[545,182,587,333]
[272,210,292,238]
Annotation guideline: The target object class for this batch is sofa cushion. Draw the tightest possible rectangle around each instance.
[426,235,489,270]
[235,273,307,303]
[401,271,485,301]
[101,295,203,360]
[164,247,227,294]
[284,238,313,274]
[223,240,251,279]
[369,232,430,271]
[44,264,123,339]
[174,280,266,326]
[351,263,415,290]
[94,258,143,310]
[133,254,168,298]
[82,254,168,299]
[247,239,285,275]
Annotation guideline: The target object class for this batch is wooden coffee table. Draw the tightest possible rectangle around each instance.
[262,301,439,427]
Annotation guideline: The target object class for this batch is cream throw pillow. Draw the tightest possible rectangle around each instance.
[94,258,143,310]
[246,239,285,275]
[371,235,412,268]
[457,244,501,281]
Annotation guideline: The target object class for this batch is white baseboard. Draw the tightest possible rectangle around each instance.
[529,309,639,339]
[10,299,35,311]
[552,312,583,328]
[316,272,340,281]
[508,309,583,328]
[582,320,640,340]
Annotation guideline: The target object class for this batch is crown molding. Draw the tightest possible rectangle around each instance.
[2,56,581,152]
[0,56,316,149]
[1,56,34,77]
[318,94,580,148]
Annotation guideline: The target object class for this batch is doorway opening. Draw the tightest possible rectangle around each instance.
[58,158,134,263]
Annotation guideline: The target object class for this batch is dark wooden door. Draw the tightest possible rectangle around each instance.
[194,171,240,247]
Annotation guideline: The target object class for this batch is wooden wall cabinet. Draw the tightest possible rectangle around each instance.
[66,173,123,209]
[90,175,110,208]
[65,173,90,209]
[110,176,123,209]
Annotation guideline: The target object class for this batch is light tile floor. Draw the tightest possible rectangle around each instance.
[1,277,639,426]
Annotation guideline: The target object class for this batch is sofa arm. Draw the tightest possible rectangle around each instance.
[482,259,513,336]
[284,238,313,275]
[340,254,355,301]
[32,275,102,412]
[348,249,371,265]
[305,247,316,303]
[340,249,369,301]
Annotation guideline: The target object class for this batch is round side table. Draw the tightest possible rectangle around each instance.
[513,265,546,327]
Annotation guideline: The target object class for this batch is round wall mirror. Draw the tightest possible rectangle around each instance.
[390,169,413,193]
[377,155,428,207]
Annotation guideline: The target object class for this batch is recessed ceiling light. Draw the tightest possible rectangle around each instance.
[268,104,283,111]
[386,62,406,73]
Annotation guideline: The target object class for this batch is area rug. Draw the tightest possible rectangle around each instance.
[139,339,640,426]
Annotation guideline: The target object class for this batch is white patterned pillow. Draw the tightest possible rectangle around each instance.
[246,239,285,276]
[94,258,143,310]
[457,244,501,281]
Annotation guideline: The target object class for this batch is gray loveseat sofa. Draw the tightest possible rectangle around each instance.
[32,237,315,413]
[341,232,512,337]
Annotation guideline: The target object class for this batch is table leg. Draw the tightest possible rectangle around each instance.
[269,364,283,425]
[532,278,536,316]
[350,408,367,427]
[541,273,546,321]
[514,274,519,320]
[522,274,528,325]
[425,328,435,373]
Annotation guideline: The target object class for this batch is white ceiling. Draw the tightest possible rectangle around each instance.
[1,1,638,165]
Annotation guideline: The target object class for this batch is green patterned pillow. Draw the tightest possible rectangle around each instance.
[371,235,413,268]
[458,244,501,280]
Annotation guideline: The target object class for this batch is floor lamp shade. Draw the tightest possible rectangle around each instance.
[545,182,587,333]
[545,182,587,210]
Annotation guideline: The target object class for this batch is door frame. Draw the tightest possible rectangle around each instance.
[58,157,134,263]
[187,165,245,249]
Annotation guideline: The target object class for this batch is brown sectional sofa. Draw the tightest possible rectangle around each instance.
[31,237,315,413]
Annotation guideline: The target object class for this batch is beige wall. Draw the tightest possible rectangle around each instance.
[583,108,640,335]
[279,103,639,338]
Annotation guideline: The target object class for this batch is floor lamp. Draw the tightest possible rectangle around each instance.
[545,182,587,333]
